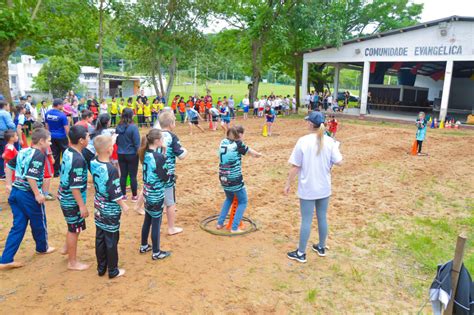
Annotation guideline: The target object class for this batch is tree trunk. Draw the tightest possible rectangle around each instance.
[164,54,177,106]
[150,66,160,96]
[249,38,263,107]
[98,0,105,100]
[293,54,302,113]
[157,57,165,97]
[0,40,16,104]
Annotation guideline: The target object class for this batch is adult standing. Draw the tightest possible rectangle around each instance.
[45,98,70,177]
[0,101,16,179]
[284,112,342,263]
[116,108,140,201]
[136,89,147,106]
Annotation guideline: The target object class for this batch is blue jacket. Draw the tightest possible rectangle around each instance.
[0,109,16,132]
[116,123,140,155]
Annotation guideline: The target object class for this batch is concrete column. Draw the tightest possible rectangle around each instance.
[439,60,453,122]
[333,64,340,100]
[301,60,309,104]
[360,61,371,115]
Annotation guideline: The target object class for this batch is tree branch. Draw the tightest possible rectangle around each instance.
[31,0,42,20]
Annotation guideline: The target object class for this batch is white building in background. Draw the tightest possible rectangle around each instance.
[8,55,43,97]
[8,55,159,99]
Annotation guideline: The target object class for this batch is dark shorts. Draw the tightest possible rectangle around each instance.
[266,118,275,123]
[144,200,164,218]
[61,205,86,233]
[212,115,218,122]
[191,119,199,125]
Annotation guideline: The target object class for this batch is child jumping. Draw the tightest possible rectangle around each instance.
[90,135,129,278]
[216,126,262,233]
[58,125,90,271]
[137,129,171,260]
[0,128,55,270]
[157,111,188,235]
[415,111,428,155]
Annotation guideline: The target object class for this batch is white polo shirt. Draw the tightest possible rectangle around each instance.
[288,134,342,200]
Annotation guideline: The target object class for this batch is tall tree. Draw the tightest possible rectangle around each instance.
[266,0,423,103]
[0,0,100,103]
[114,0,210,103]
[33,56,81,97]
[216,0,297,106]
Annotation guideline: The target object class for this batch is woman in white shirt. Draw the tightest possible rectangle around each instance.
[284,112,342,263]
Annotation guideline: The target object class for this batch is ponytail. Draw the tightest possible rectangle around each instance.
[316,123,325,155]
[138,135,148,164]
[138,129,162,163]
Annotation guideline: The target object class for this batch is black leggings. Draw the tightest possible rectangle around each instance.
[118,153,139,196]
[111,114,117,126]
[95,227,120,278]
[51,137,69,176]
[141,213,163,253]
[417,140,423,153]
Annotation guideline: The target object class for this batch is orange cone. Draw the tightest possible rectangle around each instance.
[209,119,213,130]
[411,140,418,156]
[226,196,244,230]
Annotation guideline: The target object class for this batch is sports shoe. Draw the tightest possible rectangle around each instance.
[287,250,307,263]
[122,195,128,201]
[312,244,326,257]
[152,251,171,260]
[131,195,139,202]
[45,193,55,201]
[139,244,152,254]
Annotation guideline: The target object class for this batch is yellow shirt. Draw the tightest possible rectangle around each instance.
[110,102,118,114]
[137,104,143,115]
[158,102,164,111]
[143,104,151,117]
[151,103,159,113]
[119,104,125,114]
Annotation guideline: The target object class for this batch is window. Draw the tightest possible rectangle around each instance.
[27,73,33,78]
[10,76,17,84]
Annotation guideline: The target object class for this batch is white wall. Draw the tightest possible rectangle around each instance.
[414,75,444,100]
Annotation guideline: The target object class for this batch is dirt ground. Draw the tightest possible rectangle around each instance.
[0,116,473,314]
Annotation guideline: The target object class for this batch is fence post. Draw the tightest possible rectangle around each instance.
[444,234,467,315]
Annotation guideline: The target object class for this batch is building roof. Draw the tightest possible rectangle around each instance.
[301,16,474,55]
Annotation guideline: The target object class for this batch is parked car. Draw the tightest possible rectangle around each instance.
[337,92,359,102]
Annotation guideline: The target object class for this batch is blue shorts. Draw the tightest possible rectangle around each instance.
[243,107,249,113]
[266,118,275,123]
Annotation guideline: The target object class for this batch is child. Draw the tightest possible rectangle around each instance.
[328,115,338,138]
[14,105,27,150]
[136,129,171,260]
[100,99,108,115]
[143,100,152,128]
[216,126,262,233]
[198,97,206,118]
[32,122,55,201]
[0,128,55,270]
[242,95,250,120]
[136,100,144,128]
[253,97,259,118]
[90,135,128,278]
[157,111,187,235]
[258,98,265,117]
[2,130,18,184]
[264,104,276,136]
[71,100,80,125]
[58,125,90,271]
[151,99,159,126]
[205,99,213,121]
[415,111,427,155]
[209,106,221,131]
[89,101,99,122]
[178,97,186,124]
[220,102,231,133]
[110,97,118,127]
[185,104,205,135]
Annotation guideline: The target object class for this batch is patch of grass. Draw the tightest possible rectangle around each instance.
[305,289,318,303]
[274,281,289,292]
[351,266,364,282]
[367,225,383,239]
[414,198,424,209]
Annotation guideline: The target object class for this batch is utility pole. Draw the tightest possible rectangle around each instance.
[98,0,104,100]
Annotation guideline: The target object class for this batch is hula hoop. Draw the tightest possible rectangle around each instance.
[199,215,258,236]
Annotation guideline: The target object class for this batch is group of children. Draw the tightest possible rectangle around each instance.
[0,111,188,278]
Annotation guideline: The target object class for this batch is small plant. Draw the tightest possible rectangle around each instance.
[305,289,318,303]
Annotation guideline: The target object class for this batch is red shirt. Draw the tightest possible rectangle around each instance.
[2,143,17,180]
